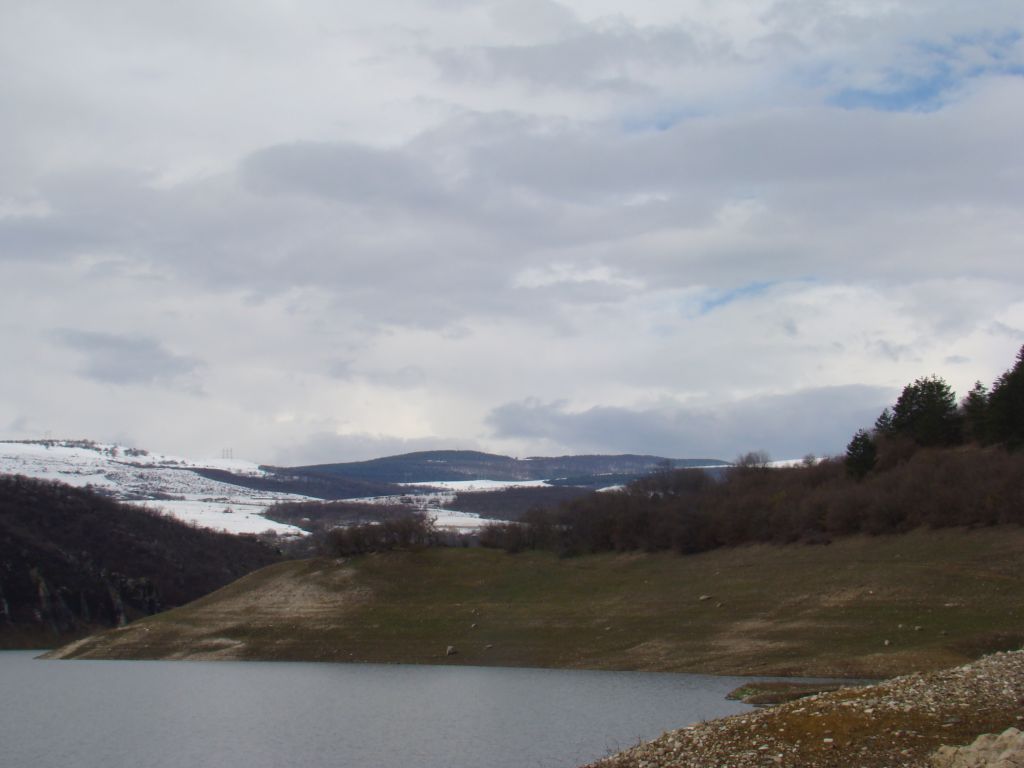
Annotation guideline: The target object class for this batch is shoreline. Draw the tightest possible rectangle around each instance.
[586,650,1024,768]
[35,644,874,687]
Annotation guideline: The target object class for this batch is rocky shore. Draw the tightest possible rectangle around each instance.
[585,650,1024,768]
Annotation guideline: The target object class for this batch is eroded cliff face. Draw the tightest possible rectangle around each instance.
[0,559,163,643]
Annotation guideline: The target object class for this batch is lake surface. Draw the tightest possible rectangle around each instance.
[1,652,759,768]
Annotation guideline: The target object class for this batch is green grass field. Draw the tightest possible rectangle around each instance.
[49,527,1024,677]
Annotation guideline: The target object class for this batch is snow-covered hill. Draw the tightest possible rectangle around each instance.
[0,440,526,535]
[2,440,745,536]
[0,440,308,535]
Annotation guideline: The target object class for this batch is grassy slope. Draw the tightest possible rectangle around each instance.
[48,527,1024,678]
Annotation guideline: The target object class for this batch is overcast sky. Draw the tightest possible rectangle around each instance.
[1,1,1022,465]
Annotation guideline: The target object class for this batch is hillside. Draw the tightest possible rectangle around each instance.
[281,450,728,486]
[0,440,727,531]
[0,475,280,648]
[0,439,316,534]
[48,526,1024,678]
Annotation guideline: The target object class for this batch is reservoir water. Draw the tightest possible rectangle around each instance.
[1,652,758,768]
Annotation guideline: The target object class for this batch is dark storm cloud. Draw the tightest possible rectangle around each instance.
[487,385,893,459]
[56,330,203,389]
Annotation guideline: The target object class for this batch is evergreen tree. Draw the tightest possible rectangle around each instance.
[960,380,989,443]
[874,407,895,437]
[845,429,877,479]
[890,375,961,446]
[988,345,1024,449]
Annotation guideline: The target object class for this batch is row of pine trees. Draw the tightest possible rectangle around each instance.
[846,345,1024,478]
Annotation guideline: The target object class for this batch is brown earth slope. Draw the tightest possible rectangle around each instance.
[47,528,1024,680]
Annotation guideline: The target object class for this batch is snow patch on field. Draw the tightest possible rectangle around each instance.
[767,458,821,468]
[0,440,309,536]
[350,489,501,531]
[426,507,492,531]
[122,500,302,536]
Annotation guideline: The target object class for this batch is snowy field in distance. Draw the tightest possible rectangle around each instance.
[0,440,308,536]
[122,499,302,535]
[427,507,494,531]
[358,479,553,530]
[352,487,515,531]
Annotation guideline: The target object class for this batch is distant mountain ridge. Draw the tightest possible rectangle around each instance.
[1,441,731,533]
[278,450,729,486]
[0,439,413,530]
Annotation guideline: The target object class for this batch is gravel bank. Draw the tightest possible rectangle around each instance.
[585,650,1024,768]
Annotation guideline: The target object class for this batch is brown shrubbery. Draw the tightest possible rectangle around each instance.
[481,345,1024,556]
[480,445,1024,556]
[320,514,440,556]
[265,499,415,533]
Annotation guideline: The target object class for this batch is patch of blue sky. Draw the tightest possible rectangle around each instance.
[945,29,1022,64]
[620,105,705,134]
[832,69,954,112]
[831,29,1023,113]
[697,281,777,315]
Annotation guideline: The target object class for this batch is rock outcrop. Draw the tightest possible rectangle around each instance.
[931,728,1024,768]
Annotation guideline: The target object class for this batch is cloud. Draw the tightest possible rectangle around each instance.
[241,142,439,207]
[432,22,706,93]
[273,431,482,466]
[0,1,1021,463]
[326,363,429,389]
[56,330,203,390]
[325,359,356,380]
[7,81,1023,333]
[487,386,894,459]
[6,415,30,433]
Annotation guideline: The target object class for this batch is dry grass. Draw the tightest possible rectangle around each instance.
[48,526,1024,679]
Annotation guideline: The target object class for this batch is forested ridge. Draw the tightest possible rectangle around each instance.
[0,475,279,646]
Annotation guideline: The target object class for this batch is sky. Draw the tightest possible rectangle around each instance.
[1,0,1022,465]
